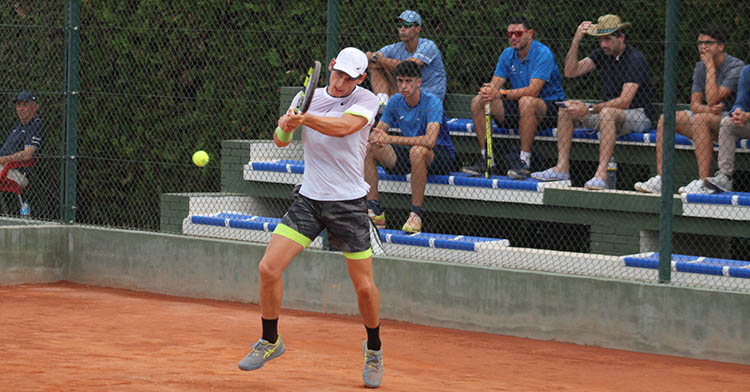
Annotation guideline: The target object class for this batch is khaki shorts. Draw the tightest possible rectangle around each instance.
[576,108,651,136]
[6,169,29,189]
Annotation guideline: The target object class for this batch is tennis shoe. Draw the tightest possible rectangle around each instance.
[368,209,386,229]
[362,340,384,388]
[401,212,422,233]
[531,167,570,181]
[705,172,733,193]
[461,159,487,177]
[238,336,285,371]
[506,157,530,179]
[584,177,607,190]
[634,175,661,194]
[678,178,714,194]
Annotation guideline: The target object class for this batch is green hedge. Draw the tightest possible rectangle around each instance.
[2,1,750,229]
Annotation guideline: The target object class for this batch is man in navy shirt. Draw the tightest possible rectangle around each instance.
[1,91,44,201]
[462,16,565,179]
[365,61,455,233]
[532,15,653,190]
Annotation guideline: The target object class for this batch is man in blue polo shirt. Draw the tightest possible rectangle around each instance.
[532,15,654,190]
[0,90,44,213]
[365,61,455,233]
[366,10,447,107]
[462,16,565,179]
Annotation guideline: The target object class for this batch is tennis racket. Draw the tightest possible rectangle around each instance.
[485,102,493,178]
[275,60,322,135]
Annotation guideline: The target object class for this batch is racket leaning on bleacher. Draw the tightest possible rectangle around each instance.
[274,60,322,141]
[485,102,493,178]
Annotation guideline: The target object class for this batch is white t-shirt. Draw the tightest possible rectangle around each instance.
[289,85,378,201]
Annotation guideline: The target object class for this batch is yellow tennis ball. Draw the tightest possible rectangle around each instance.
[192,150,209,167]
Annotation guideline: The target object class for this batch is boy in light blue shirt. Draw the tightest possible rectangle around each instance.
[365,61,455,233]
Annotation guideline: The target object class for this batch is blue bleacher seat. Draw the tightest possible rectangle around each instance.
[622,252,750,278]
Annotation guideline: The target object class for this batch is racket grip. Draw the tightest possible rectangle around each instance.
[485,103,492,179]
[275,126,293,143]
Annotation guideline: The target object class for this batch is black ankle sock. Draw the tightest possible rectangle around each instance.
[261,317,278,343]
[411,205,423,219]
[365,324,381,351]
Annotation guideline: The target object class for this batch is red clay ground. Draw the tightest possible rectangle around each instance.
[1,282,748,391]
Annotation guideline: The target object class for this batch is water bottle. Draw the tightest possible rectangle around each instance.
[606,156,617,190]
[20,200,30,216]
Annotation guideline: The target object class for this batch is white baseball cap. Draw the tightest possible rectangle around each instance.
[332,47,368,78]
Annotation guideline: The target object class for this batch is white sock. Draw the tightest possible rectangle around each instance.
[520,151,531,166]
[480,149,486,157]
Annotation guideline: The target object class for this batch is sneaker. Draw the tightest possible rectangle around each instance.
[401,212,422,233]
[531,167,570,181]
[506,157,530,179]
[705,172,733,193]
[584,177,607,190]
[678,179,714,194]
[238,336,285,371]
[634,175,661,194]
[461,159,487,177]
[362,340,384,388]
[368,209,386,229]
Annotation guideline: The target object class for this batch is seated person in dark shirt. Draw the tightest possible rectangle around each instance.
[531,15,654,190]
[0,91,45,214]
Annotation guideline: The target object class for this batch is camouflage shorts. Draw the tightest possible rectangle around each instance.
[276,194,371,255]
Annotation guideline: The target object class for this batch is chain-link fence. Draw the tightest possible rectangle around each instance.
[3,1,750,292]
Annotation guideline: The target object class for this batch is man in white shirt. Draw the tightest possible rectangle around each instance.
[237,47,384,389]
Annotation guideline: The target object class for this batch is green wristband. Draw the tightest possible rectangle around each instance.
[275,126,293,143]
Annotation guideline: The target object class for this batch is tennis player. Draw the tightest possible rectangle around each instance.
[238,47,384,388]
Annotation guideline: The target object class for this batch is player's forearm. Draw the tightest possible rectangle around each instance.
[505,85,541,100]
[0,150,33,164]
[303,114,367,137]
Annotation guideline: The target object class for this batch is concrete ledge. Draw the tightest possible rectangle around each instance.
[2,225,749,365]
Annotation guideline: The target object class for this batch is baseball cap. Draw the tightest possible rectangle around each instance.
[332,47,368,78]
[398,10,422,26]
[16,90,37,102]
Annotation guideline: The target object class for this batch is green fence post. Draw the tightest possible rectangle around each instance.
[62,0,80,223]
[659,0,680,283]
[325,0,340,80]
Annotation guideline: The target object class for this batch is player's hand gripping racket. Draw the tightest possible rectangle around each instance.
[275,60,322,142]
[485,102,493,178]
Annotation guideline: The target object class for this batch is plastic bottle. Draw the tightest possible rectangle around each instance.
[20,200,30,216]
[606,157,617,190]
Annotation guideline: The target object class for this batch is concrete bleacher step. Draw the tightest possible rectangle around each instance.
[680,192,750,221]
[243,160,570,205]
[183,213,510,264]
[621,252,750,279]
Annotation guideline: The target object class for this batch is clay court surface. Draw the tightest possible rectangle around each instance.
[1,282,748,391]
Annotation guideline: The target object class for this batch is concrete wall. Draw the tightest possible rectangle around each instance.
[2,225,749,365]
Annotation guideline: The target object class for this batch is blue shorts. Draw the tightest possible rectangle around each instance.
[383,145,456,176]
[498,99,560,130]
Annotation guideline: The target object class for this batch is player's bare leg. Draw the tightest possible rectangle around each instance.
[238,234,304,371]
[346,255,383,388]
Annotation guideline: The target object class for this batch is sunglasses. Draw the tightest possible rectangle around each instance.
[397,21,419,28]
[505,30,529,38]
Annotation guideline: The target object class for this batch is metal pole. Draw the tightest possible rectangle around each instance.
[325,0,340,80]
[63,0,80,223]
[659,0,680,283]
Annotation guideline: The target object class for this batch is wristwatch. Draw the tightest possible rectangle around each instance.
[499,90,507,100]
[371,53,379,64]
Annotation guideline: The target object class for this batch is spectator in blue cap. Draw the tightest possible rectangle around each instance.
[0,90,44,214]
[366,10,447,109]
